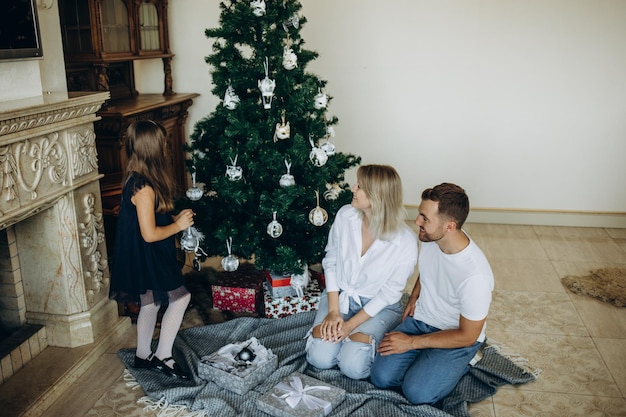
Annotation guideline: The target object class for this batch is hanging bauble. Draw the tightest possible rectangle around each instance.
[180,226,200,252]
[250,0,266,16]
[314,90,328,110]
[273,110,290,142]
[266,211,283,238]
[282,13,300,32]
[309,137,328,167]
[323,183,342,201]
[279,159,295,187]
[282,46,298,70]
[223,84,240,110]
[309,191,328,226]
[221,237,239,272]
[258,57,276,109]
[225,155,243,181]
[186,170,203,201]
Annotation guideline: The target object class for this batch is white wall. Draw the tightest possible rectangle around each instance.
[160,1,626,225]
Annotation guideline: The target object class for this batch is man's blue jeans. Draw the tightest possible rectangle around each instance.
[370,317,481,405]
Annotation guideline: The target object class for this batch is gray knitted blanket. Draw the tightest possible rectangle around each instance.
[118,312,536,417]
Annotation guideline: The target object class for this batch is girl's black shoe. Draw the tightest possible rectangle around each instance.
[133,353,153,368]
[151,356,190,379]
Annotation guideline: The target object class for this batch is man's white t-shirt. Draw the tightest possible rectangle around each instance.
[413,234,494,342]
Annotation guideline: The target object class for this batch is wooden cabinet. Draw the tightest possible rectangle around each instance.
[59,0,174,100]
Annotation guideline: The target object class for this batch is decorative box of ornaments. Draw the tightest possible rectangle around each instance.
[198,337,278,395]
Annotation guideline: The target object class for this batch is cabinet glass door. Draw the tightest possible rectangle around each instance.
[101,0,131,53]
[139,2,161,51]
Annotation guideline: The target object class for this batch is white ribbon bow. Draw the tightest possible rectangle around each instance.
[274,376,332,413]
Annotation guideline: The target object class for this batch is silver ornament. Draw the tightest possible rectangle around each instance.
[279,159,295,188]
[267,211,283,238]
[186,171,203,201]
[221,237,239,272]
[309,191,328,226]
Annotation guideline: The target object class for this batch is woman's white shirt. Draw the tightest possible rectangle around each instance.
[322,205,418,316]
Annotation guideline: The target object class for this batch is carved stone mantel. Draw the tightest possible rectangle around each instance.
[0,92,126,347]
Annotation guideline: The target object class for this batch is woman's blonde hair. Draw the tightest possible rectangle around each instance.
[357,164,406,240]
[124,120,177,213]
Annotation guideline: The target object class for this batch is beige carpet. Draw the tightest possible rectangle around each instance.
[561,267,626,307]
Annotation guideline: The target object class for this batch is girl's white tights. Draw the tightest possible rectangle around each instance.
[135,291,191,361]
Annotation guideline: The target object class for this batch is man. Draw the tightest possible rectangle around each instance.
[370,183,494,405]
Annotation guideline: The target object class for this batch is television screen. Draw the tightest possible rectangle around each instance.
[0,0,43,61]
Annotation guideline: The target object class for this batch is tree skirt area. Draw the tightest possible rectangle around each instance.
[117,311,537,417]
[561,267,626,307]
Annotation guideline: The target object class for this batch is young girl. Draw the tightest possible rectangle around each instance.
[306,164,418,379]
[110,120,194,379]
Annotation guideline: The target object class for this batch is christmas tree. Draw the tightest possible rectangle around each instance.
[183,0,360,275]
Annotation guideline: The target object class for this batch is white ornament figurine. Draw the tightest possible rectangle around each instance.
[250,0,265,16]
[225,155,243,181]
[282,13,300,32]
[223,84,240,110]
[221,237,239,272]
[258,57,276,109]
[279,159,295,187]
[282,46,298,70]
[309,190,328,226]
[309,137,328,167]
[266,211,283,238]
[314,90,328,110]
[323,183,342,201]
[273,111,290,142]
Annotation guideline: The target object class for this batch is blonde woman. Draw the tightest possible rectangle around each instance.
[306,164,417,379]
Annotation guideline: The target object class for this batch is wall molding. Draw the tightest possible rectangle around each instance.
[405,205,626,229]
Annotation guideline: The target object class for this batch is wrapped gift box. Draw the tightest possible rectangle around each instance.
[198,339,278,395]
[265,271,298,298]
[264,278,321,319]
[211,265,265,315]
[257,372,346,417]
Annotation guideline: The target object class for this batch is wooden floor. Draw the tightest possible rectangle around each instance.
[1,223,625,416]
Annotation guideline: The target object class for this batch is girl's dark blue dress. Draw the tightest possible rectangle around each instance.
[109,172,185,303]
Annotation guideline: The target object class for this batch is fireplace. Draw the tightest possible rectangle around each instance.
[0,92,126,382]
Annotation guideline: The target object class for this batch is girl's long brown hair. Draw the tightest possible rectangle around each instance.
[124,120,176,213]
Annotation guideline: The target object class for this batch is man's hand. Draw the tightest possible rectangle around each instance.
[377,331,416,356]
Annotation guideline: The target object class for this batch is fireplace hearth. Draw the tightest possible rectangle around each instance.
[0,92,128,383]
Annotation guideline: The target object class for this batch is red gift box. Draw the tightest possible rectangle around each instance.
[211,265,265,316]
[264,270,291,287]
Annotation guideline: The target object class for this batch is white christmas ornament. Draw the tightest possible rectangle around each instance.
[186,170,203,201]
[282,46,298,70]
[282,13,300,32]
[309,137,328,167]
[279,159,295,187]
[273,111,290,142]
[323,183,342,201]
[223,84,240,110]
[258,57,276,109]
[180,226,207,272]
[250,0,265,17]
[266,211,283,238]
[225,155,243,181]
[309,191,328,226]
[313,91,328,110]
[221,237,239,272]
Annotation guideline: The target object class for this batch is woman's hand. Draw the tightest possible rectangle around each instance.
[320,311,344,343]
[173,209,194,232]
